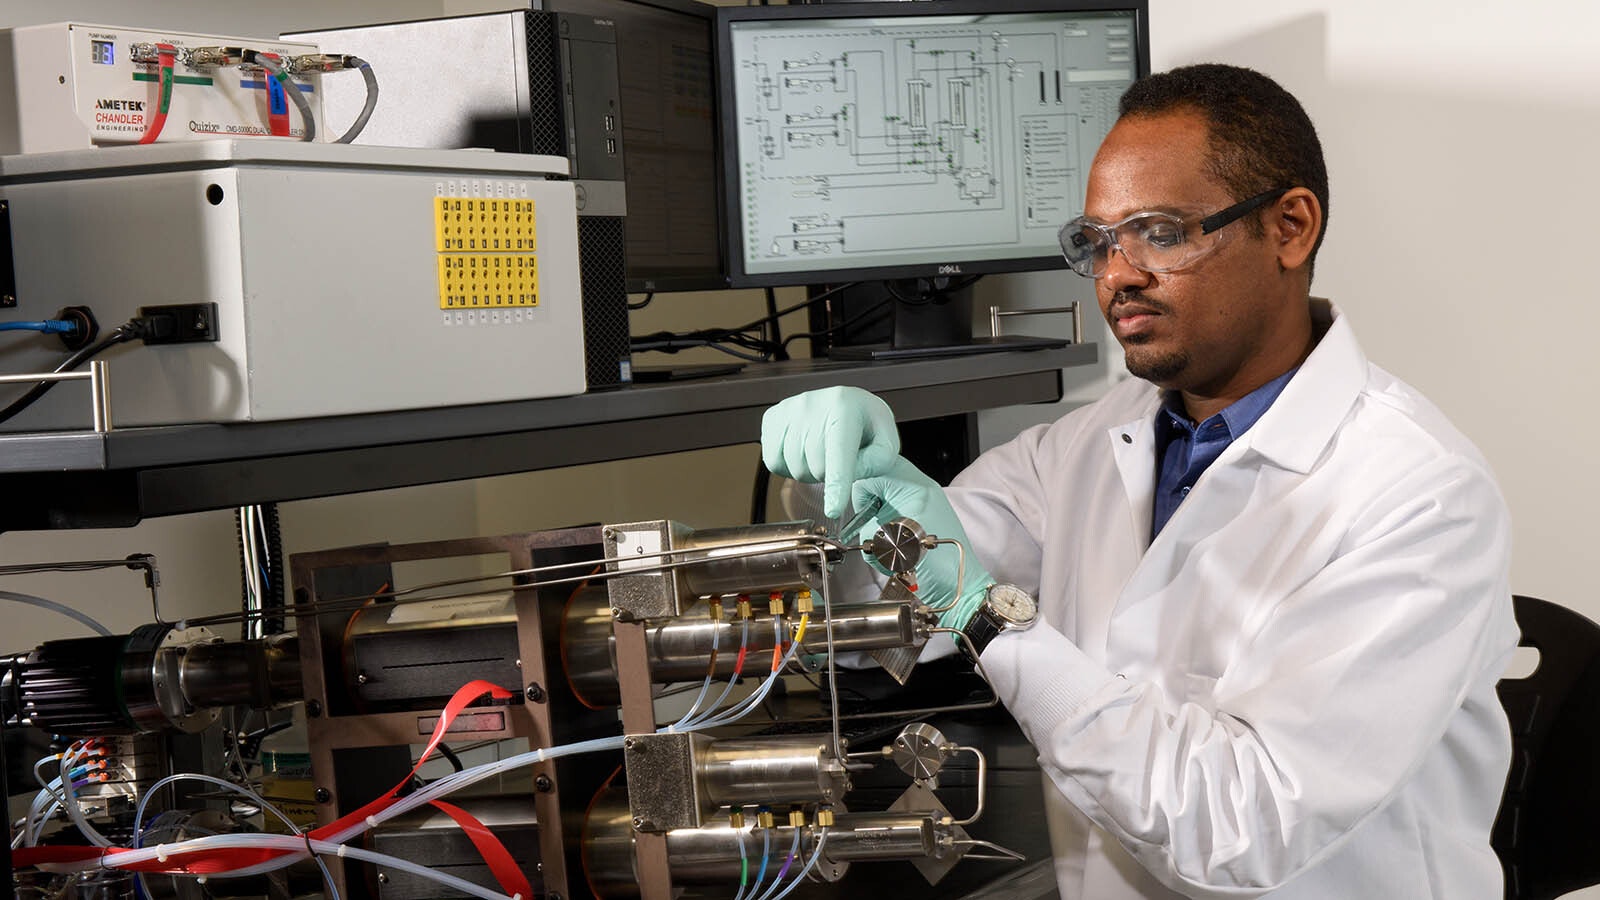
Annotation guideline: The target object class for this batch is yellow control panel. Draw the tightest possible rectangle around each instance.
[434,197,539,309]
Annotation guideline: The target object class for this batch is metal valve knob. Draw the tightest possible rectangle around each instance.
[889,722,953,782]
[868,517,928,575]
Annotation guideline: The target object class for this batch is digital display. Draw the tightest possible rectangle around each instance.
[720,5,1143,286]
[91,39,115,66]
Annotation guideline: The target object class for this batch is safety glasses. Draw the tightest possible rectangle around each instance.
[1058,187,1290,278]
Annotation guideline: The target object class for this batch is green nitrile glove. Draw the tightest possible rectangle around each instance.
[761,386,901,519]
[851,456,992,632]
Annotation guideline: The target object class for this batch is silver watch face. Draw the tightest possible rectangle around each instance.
[986,583,1037,625]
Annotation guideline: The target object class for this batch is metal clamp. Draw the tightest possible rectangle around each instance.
[988,302,1082,345]
[0,360,111,432]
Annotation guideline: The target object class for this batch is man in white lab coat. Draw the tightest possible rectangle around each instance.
[761,64,1518,899]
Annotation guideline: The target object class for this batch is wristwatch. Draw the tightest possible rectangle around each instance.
[960,582,1038,657]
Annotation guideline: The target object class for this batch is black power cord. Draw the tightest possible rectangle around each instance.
[0,307,217,427]
[631,282,862,363]
[0,324,138,426]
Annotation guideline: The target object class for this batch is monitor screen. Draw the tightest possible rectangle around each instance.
[546,0,726,293]
[716,1,1148,288]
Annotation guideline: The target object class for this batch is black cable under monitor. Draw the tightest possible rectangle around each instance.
[714,0,1150,357]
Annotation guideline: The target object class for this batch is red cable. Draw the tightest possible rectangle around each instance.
[260,53,290,137]
[310,679,513,842]
[138,45,176,145]
[427,800,533,900]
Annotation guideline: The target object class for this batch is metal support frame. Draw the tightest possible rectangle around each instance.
[613,620,674,900]
[988,302,1082,346]
[0,360,111,432]
[292,528,600,899]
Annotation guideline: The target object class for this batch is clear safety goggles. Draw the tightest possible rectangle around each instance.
[1058,188,1289,278]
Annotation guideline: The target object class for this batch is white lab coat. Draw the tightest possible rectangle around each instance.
[946,300,1518,899]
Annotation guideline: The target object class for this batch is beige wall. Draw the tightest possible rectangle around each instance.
[1142,0,1599,622]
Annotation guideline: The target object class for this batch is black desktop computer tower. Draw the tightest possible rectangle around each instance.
[287,11,634,389]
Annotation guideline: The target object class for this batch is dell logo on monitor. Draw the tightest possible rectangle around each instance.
[937,264,963,275]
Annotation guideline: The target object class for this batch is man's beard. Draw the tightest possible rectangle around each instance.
[1109,290,1188,384]
[1122,339,1189,384]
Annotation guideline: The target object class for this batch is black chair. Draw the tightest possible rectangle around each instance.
[1494,595,1600,899]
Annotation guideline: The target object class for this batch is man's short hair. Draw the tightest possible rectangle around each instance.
[1118,63,1329,277]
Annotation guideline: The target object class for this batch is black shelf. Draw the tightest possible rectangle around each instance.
[0,347,1093,530]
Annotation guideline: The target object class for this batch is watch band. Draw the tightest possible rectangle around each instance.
[961,605,1004,657]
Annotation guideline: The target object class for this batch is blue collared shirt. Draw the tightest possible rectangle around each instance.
[1150,368,1298,540]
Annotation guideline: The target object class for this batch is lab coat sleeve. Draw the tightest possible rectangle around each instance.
[943,422,1053,592]
[981,453,1515,897]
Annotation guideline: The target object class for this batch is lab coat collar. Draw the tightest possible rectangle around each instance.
[1108,393,1164,547]
[1236,298,1366,475]
[1104,299,1362,542]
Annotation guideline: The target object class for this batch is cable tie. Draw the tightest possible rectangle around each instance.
[156,845,169,863]
[197,876,207,885]
[366,816,378,828]
[337,844,348,858]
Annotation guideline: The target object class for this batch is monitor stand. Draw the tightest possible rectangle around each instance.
[821,278,1069,361]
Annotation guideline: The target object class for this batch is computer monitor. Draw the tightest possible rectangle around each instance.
[715,1,1149,295]
[545,0,726,294]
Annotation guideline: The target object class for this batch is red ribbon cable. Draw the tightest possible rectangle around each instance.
[310,679,514,842]
[18,680,517,879]
[137,46,176,144]
[261,54,290,137]
[427,800,534,900]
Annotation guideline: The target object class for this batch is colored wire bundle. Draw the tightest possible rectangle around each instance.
[765,828,830,900]
[252,53,315,143]
[678,614,808,730]
[750,828,802,900]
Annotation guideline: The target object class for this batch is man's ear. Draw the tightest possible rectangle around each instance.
[1270,187,1321,272]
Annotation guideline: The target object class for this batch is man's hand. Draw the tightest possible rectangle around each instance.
[852,456,992,632]
[761,386,901,519]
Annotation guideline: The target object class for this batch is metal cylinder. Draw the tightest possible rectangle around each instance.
[562,587,924,706]
[179,632,300,709]
[698,734,850,809]
[815,812,946,862]
[582,790,849,897]
[677,523,827,598]
[659,824,828,882]
[581,790,641,900]
[14,627,300,736]
[664,812,945,877]
[583,791,955,896]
